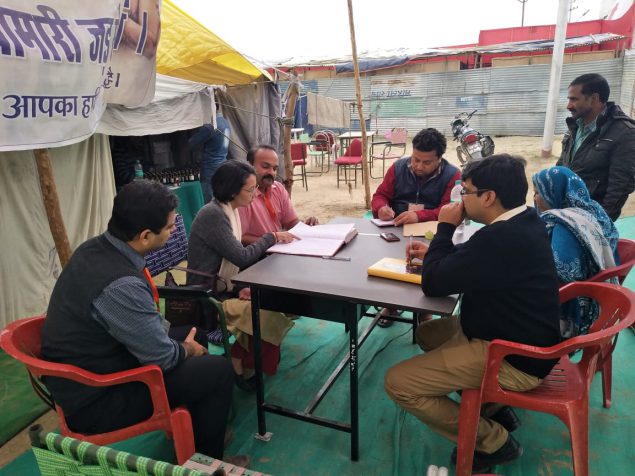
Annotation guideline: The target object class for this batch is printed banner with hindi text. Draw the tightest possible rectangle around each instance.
[0,0,161,151]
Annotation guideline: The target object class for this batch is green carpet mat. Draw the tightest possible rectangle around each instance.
[0,350,49,446]
[3,318,634,475]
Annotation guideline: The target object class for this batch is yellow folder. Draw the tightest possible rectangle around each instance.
[367,257,422,284]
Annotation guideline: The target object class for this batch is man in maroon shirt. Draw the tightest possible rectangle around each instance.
[372,128,460,327]
[372,128,460,226]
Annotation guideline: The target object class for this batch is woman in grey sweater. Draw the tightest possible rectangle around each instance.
[187,160,294,391]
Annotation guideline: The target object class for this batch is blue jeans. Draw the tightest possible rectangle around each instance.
[190,117,231,203]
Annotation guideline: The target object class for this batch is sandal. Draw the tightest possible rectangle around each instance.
[377,318,394,328]
[234,372,257,392]
[377,308,402,328]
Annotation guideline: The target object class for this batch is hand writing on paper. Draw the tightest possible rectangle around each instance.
[304,216,319,226]
[394,210,418,226]
[378,205,396,221]
[183,327,207,358]
[406,240,429,261]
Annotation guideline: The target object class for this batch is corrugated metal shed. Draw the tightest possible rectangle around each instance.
[278,33,624,70]
[282,56,627,136]
[619,49,635,117]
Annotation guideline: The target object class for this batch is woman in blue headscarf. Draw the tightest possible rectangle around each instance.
[533,166,619,337]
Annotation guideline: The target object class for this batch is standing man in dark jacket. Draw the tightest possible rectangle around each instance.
[557,73,635,220]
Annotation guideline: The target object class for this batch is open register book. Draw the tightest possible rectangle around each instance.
[367,257,422,284]
[267,222,358,257]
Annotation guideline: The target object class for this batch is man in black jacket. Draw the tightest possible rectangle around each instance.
[384,155,560,473]
[557,73,635,220]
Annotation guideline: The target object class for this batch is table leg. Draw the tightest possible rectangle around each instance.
[349,311,359,461]
[251,287,267,436]
[413,312,418,344]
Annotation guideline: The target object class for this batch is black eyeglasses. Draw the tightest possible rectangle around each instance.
[460,187,491,196]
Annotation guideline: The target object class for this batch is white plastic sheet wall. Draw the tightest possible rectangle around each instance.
[0,135,116,328]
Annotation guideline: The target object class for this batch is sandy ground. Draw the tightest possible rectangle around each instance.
[290,135,635,222]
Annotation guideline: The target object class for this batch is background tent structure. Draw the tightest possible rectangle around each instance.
[0,4,273,329]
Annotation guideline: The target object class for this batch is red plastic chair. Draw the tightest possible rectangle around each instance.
[334,138,363,188]
[0,316,195,465]
[290,142,308,190]
[455,282,635,476]
[587,238,635,285]
[574,238,635,409]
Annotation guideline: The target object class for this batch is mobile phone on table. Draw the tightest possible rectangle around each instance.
[380,232,400,242]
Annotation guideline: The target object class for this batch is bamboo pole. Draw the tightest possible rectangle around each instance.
[33,149,72,267]
[346,0,371,208]
[282,79,299,197]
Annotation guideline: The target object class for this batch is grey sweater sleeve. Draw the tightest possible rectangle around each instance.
[187,202,276,281]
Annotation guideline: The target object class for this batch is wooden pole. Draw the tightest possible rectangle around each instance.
[282,79,299,197]
[33,148,72,267]
[346,0,371,208]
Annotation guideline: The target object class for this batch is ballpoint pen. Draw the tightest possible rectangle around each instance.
[408,235,413,271]
[321,256,351,261]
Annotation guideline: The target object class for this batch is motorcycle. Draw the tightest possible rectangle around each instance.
[450,110,495,166]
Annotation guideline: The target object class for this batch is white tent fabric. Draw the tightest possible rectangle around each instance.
[307,92,350,129]
[0,135,116,328]
[0,78,279,329]
[97,74,217,136]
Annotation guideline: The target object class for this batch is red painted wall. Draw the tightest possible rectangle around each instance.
[478,3,635,50]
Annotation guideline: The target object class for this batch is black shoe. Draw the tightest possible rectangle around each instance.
[490,406,521,432]
[451,434,523,473]
[234,372,257,392]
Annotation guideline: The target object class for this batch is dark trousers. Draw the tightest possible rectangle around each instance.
[66,354,233,459]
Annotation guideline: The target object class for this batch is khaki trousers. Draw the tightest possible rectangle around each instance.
[384,316,541,453]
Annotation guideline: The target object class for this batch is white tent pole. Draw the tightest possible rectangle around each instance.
[541,0,571,158]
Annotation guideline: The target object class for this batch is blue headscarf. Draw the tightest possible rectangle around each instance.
[533,166,619,336]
